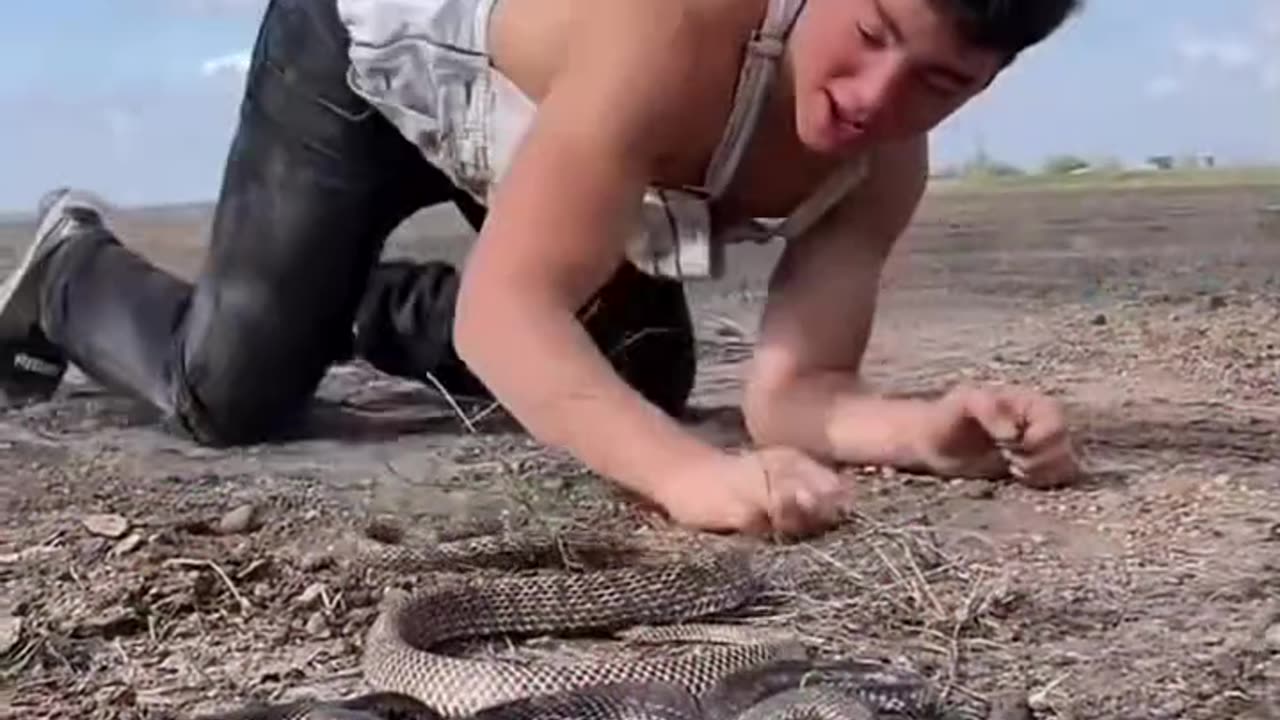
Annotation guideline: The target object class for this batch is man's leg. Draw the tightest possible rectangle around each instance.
[0,0,465,444]
[352,254,700,419]
[579,261,699,418]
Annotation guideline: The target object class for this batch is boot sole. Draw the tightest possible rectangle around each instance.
[0,190,108,339]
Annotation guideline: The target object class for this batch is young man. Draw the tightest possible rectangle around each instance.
[0,0,1083,538]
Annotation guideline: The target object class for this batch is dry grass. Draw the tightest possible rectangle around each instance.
[4,180,1280,720]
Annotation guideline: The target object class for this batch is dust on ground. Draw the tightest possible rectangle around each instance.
[2,182,1279,720]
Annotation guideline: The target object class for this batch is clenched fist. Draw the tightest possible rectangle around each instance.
[913,382,1081,488]
[654,446,855,538]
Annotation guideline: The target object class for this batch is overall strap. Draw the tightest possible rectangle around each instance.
[771,154,871,240]
[695,0,807,199]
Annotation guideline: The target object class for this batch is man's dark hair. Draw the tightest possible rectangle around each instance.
[931,0,1084,61]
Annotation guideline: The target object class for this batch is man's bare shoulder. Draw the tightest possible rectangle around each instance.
[571,0,761,57]
[550,0,766,168]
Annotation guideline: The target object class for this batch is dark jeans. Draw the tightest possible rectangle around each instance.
[39,0,696,446]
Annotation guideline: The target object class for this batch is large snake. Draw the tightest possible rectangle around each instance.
[194,530,968,720]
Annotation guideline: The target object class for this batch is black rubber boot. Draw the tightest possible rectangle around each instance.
[351,258,699,419]
[0,189,105,408]
[39,218,194,420]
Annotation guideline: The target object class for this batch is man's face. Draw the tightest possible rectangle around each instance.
[787,0,1005,155]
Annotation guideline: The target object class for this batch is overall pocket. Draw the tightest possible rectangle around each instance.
[340,0,495,189]
[242,0,381,163]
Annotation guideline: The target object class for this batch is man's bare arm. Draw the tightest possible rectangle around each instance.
[453,2,723,504]
[743,137,939,469]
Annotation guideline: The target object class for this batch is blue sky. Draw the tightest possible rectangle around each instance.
[1,0,1277,211]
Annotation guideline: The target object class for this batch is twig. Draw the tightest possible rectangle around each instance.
[897,534,947,622]
[605,327,680,360]
[164,558,253,613]
[421,371,478,434]
[465,399,506,426]
[798,543,916,616]
[867,538,928,615]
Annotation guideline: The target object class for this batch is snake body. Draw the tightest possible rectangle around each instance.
[196,531,964,720]
[362,542,808,716]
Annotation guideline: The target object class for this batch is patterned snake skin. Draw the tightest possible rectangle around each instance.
[195,532,975,720]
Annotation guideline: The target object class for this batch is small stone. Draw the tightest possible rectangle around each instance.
[296,583,328,609]
[305,611,328,637]
[365,517,404,545]
[541,477,566,492]
[1202,295,1227,311]
[74,606,143,639]
[1264,623,1280,652]
[962,480,997,500]
[1027,687,1056,712]
[1090,313,1108,326]
[110,533,144,557]
[157,652,187,673]
[1211,473,1231,487]
[299,552,333,572]
[82,513,130,539]
[988,690,1033,720]
[0,615,22,655]
[218,504,260,535]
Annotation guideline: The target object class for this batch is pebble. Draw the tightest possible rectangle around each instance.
[962,480,997,500]
[1090,313,1108,326]
[218,504,260,535]
[304,611,328,637]
[296,583,328,610]
[988,691,1033,720]
[0,615,22,655]
[82,513,130,539]
[110,533,145,557]
[365,518,404,544]
[299,552,333,572]
[1265,623,1280,652]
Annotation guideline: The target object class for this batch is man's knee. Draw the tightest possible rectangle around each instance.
[584,263,698,419]
[618,327,696,418]
[171,292,336,447]
[170,363,315,447]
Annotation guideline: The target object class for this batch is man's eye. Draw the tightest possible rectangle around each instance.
[925,79,958,96]
[857,22,886,47]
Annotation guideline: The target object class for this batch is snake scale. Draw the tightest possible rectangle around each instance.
[195,530,969,720]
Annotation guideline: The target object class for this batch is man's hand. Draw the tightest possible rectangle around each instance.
[652,447,855,538]
[913,383,1081,488]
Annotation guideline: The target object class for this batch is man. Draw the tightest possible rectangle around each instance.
[0,0,1083,538]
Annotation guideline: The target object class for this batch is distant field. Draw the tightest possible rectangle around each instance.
[927,165,1280,195]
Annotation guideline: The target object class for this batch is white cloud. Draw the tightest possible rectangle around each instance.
[1165,7,1280,100]
[1263,62,1280,92]
[1256,1,1280,91]
[1263,1,1280,37]
[1144,75,1183,99]
[1175,35,1259,69]
[167,0,267,15]
[200,50,251,79]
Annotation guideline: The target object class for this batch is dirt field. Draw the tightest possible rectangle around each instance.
[2,181,1279,720]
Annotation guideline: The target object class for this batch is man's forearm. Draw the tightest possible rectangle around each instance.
[454,292,720,503]
[746,370,936,470]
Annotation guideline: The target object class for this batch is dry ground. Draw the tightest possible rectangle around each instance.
[2,181,1279,720]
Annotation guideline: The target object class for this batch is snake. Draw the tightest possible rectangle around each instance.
[194,529,969,720]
